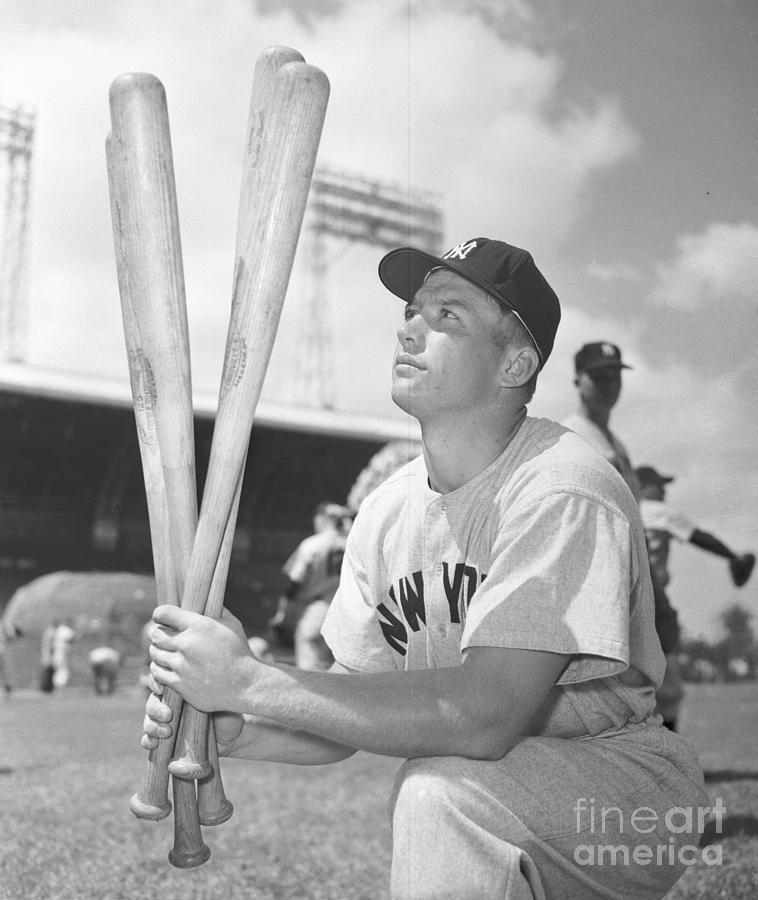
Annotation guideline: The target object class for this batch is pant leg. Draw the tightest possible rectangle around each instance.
[390,754,546,900]
[388,724,708,900]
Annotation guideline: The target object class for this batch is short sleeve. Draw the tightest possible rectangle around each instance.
[321,524,398,673]
[641,501,696,543]
[462,491,636,684]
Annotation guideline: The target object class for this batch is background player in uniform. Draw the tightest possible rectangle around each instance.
[87,645,122,695]
[562,341,685,710]
[562,341,639,497]
[269,501,351,671]
[636,463,755,730]
[143,237,707,900]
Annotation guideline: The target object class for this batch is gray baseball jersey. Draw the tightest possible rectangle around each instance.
[323,417,664,739]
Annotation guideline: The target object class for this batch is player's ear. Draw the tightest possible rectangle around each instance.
[499,346,539,389]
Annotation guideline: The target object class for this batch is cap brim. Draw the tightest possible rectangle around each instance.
[379,247,462,303]
[581,361,632,372]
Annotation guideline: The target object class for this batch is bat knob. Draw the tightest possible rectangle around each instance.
[168,757,213,780]
[168,842,212,869]
[129,791,172,820]
[198,797,234,827]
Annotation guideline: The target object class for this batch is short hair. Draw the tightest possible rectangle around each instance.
[485,296,539,400]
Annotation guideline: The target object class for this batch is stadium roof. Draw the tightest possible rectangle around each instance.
[0,362,420,444]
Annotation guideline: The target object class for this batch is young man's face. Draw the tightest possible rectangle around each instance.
[390,269,512,422]
[575,366,622,415]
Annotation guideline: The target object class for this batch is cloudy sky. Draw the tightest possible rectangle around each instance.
[2,0,756,640]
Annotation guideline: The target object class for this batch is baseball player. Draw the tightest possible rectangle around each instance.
[562,342,639,498]
[269,501,351,671]
[636,463,755,730]
[88,646,122,695]
[144,237,707,900]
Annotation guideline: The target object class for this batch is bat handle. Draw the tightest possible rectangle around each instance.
[129,684,183,819]
[197,718,234,826]
[168,777,211,869]
[170,481,241,779]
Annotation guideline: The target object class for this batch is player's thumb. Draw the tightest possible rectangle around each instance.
[213,710,244,752]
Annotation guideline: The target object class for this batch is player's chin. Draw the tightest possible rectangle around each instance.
[391,380,420,416]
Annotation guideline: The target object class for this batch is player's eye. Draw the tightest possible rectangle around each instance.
[439,307,458,320]
[404,305,417,321]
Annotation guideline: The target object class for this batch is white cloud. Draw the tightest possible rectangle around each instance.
[586,260,642,283]
[649,221,758,311]
[1,0,642,400]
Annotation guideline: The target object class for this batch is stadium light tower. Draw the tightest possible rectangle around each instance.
[296,167,444,409]
[0,103,35,363]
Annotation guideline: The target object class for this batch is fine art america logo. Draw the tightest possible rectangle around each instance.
[573,797,725,867]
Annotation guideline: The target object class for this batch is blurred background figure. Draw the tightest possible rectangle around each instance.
[269,501,352,671]
[51,619,76,689]
[39,620,57,693]
[1,620,23,698]
[87,645,122,695]
[636,463,755,731]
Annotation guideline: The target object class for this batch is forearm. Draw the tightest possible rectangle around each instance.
[222,713,358,766]
[689,529,735,559]
[231,659,527,761]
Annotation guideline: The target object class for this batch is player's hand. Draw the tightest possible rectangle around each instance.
[148,605,260,713]
[729,553,755,588]
[213,711,244,755]
[141,686,174,750]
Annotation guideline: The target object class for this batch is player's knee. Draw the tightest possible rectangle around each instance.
[390,756,465,825]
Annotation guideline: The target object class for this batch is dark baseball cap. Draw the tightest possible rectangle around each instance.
[378,237,561,367]
[574,342,632,374]
[635,465,674,487]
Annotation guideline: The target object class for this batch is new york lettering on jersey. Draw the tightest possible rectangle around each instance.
[376,561,487,655]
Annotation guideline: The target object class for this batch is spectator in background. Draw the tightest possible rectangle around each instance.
[636,463,755,730]
[88,646,122,695]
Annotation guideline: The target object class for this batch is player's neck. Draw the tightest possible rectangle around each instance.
[421,406,527,494]
[579,401,612,431]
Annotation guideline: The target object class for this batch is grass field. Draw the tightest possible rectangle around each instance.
[1,681,757,899]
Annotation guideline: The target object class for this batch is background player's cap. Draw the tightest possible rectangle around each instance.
[378,237,561,367]
[574,341,632,373]
[635,465,674,487]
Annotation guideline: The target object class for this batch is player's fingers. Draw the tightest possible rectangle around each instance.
[146,689,172,722]
[153,604,206,632]
[148,622,178,649]
[149,644,178,670]
[150,660,178,688]
[141,732,158,750]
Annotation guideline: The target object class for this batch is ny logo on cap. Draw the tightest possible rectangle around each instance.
[601,343,618,358]
[443,240,478,260]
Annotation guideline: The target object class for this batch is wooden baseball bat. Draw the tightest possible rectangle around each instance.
[106,132,176,822]
[169,46,304,785]
[108,120,233,858]
[107,76,214,868]
[169,54,330,779]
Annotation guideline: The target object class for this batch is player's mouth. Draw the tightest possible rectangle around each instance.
[395,353,424,372]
